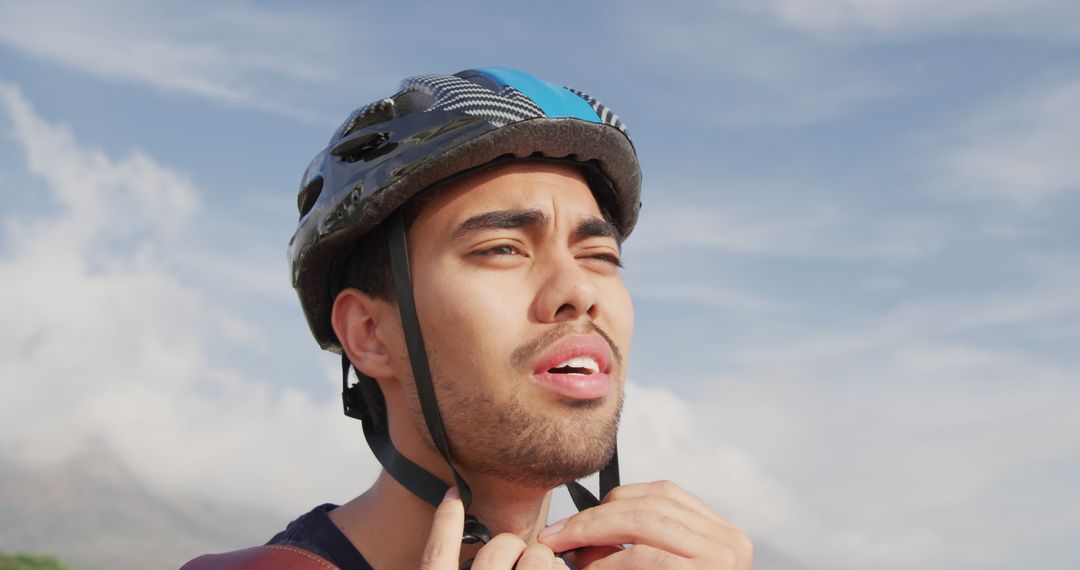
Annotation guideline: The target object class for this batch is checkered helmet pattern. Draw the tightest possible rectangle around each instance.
[402,74,543,127]
[392,73,629,133]
[567,88,628,134]
[331,73,630,143]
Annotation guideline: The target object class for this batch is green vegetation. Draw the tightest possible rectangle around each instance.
[0,552,69,570]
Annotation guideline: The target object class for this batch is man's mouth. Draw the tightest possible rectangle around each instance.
[548,356,601,376]
[532,335,613,400]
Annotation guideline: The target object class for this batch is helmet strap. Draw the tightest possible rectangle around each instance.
[565,445,620,510]
[387,210,473,499]
[388,211,493,549]
[341,354,450,506]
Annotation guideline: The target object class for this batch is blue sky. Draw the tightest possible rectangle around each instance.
[2,1,1079,568]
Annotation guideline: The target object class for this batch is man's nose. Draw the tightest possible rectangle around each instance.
[533,251,599,323]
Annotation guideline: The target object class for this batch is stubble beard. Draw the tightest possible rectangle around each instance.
[406,323,625,489]
[440,383,623,489]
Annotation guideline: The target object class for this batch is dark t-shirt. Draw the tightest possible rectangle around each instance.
[267,504,373,570]
[268,503,584,570]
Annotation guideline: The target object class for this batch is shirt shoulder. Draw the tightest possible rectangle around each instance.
[267,503,373,570]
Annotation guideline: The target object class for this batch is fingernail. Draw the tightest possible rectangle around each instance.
[442,487,459,503]
[539,518,567,538]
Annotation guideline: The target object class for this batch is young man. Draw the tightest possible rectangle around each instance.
[184,68,751,569]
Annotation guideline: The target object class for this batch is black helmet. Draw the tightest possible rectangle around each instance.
[289,67,639,551]
[289,67,641,350]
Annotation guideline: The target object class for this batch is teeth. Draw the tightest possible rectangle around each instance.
[554,356,600,374]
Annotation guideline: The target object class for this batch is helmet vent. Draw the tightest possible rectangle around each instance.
[331,131,391,163]
[392,88,435,117]
[297,176,323,218]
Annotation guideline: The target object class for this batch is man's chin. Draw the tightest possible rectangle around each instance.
[555,396,608,410]
[442,379,623,488]
[459,430,618,490]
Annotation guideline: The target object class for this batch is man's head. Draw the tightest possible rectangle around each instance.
[288,67,640,506]
[332,160,632,487]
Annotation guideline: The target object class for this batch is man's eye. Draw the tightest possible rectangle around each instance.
[475,244,520,256]
[587,253,623,268]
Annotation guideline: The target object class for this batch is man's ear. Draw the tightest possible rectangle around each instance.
[331,288,396,380]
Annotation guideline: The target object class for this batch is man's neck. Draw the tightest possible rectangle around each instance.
[329,470,553,568]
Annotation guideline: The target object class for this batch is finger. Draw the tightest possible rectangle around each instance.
[470,533,527,568]
[539,507,702,557]
[583,490,722,534]
[577,531,753,570]
[581,544,691,570]
[543,492,728,556]
[602,481,733,528]
[420,487,464,570]
[563,545,622,569]
[514,543,556,570]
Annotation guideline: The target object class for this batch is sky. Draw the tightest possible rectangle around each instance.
[1,0,1079,568]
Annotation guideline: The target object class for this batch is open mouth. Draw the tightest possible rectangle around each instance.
[530,333,613,400]
[548,356,601,376]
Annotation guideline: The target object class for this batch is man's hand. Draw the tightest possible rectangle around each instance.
[421,487,570,570]
[537,481,753,569]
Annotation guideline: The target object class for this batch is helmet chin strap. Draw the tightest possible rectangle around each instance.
[341,210,621,556]
[385,211,491,547]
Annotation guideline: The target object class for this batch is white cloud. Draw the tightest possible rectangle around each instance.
[933,77,1080,205]
[0,0,368,120]
[0,82,199,238]
[632,285,1080,568]
[0,82,376,517]
[619,384,822,543]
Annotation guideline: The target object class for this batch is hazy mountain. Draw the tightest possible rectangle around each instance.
[0,445,281,570]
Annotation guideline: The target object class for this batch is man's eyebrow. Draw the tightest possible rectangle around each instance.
[576,216,623,245]
[452,209,550,240]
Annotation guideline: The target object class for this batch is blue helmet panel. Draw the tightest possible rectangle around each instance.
[471,67,600,123]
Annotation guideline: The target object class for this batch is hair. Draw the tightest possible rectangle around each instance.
[330,199,428,429]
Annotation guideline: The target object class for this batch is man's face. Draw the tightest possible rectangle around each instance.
[398,160,633,488]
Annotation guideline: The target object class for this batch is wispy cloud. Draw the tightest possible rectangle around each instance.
[931,76,1080,205]
[0,0,370,121]
[724,256,1080,369]
[616,0,1080,130]
[631,197,945,259]
[741,0,1080,39]
[612,0,924,127]
[632,281,794,315]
